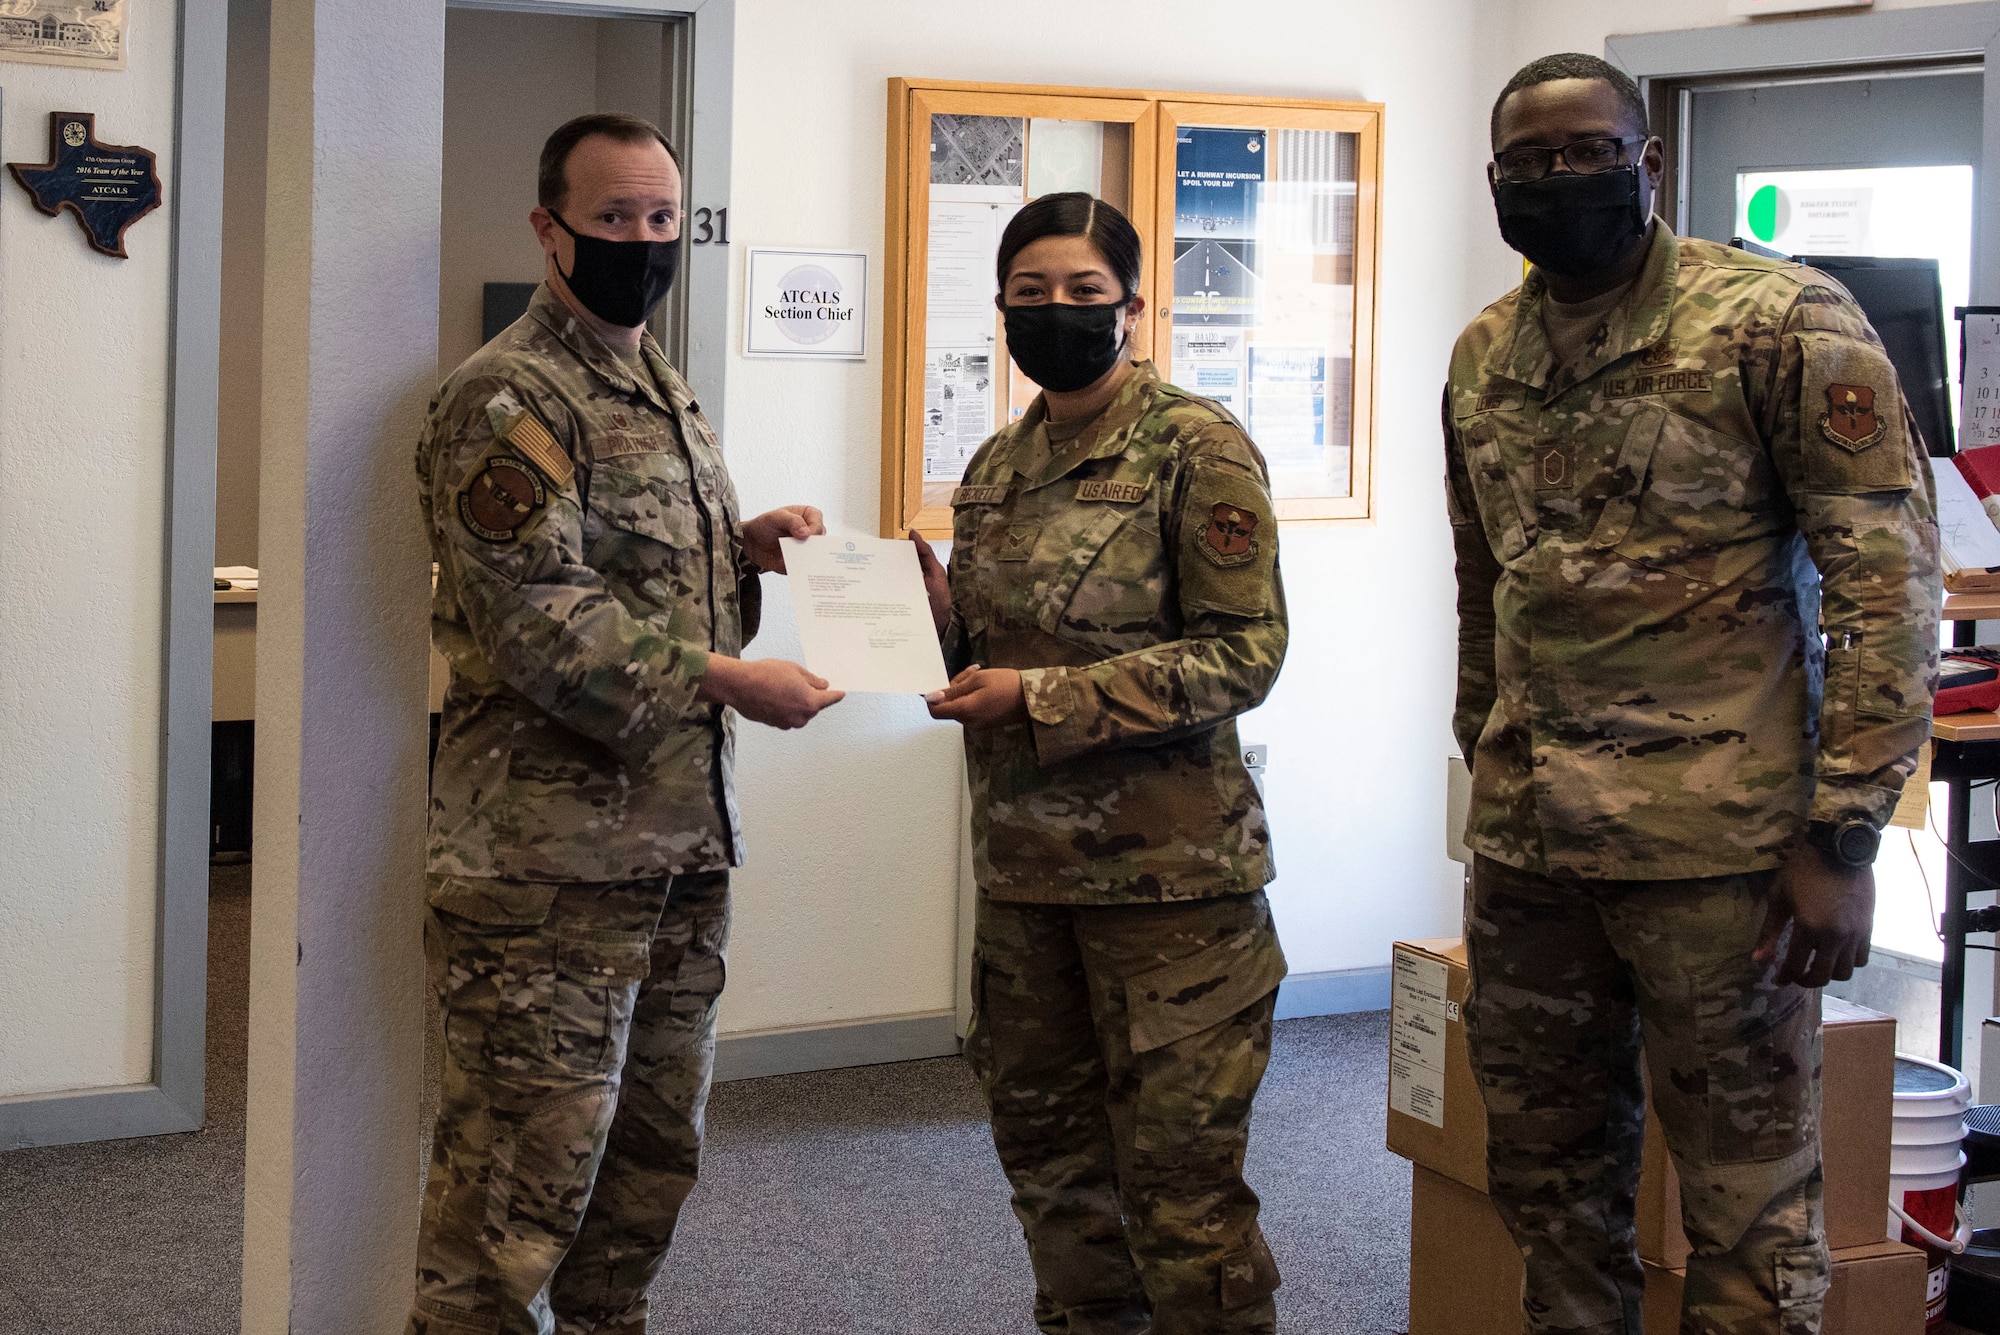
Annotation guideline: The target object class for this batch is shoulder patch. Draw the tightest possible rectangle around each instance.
[1075,480,1149,504]
[952,484,1009,506]
[1821,383,1886,452]
[502,411,574,491]
[458,458,545,542]
[1798,330,1913,492]
[1197,501,1262,568]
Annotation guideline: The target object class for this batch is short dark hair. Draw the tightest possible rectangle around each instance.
[1491,53,1648,146]
[996,193,1143,301]
[537,112,682,212]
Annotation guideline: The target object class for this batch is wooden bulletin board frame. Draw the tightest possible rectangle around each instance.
[883,78,1386,538]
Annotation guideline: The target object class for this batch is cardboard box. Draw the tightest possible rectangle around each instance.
[1643,1243,1926,1334]
[1388,940,1897,1263]
[1386,938,1483,1191]
[1411,1165,1925,1335]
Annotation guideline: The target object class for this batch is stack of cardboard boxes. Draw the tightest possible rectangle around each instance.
[1388,937,1929,1334]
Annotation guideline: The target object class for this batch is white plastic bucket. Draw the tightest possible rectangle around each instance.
[1890,1055,1973,1332]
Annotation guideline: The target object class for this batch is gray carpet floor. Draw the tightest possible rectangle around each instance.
[0,865,1411,1334]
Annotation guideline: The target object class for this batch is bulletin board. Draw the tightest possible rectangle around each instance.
[883,78,1385,537]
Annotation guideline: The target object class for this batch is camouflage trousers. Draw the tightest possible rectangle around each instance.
[966,890,1289,1335]
[407,871,730,1335]
[1464,856,1829,1335]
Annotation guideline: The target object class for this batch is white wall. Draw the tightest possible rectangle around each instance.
[712,0,1513,1038]
[0,5,181,1098]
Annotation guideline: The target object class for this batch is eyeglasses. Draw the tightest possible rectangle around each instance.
[1491,136,1649,185]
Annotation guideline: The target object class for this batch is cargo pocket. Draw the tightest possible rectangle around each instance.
[1457,422,1532,565]
[551,930,652,1075]
[1129,924,1287,1154]
[665,901,729,1025]
[1693,957,1816,1165]
[426,879,558,1075]
[962,949,993,1086]
[1773,1242,1830,1316]
[589,457,702,550]
[1592,405,1762,586]
[1218,1229,1282,1309]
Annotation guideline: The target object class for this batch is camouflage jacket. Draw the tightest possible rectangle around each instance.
[943,361,1288,905]
[1446,224,1940,879]
[418,283,760,883]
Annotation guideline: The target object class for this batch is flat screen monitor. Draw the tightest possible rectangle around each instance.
[1792,255,1955,458]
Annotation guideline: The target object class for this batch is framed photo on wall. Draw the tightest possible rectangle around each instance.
[882,78,1384,537]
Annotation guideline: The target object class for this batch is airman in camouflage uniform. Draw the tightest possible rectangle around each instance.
[410,269,826,1335]
[1450,60,1939,1335]
[937,360,1290,1335]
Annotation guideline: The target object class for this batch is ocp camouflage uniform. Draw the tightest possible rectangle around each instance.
[410,283,757,1335]
[945,361,1290,1334]
[1446,223,1941,1335]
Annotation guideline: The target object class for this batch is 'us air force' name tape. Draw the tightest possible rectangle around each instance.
[503,411,574,490]
[951,481,1150,506]
[1074,480,1149,504]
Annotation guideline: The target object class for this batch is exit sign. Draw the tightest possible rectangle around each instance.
[1728,0,1870,14]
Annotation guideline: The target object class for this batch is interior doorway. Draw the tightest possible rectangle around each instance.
[440,5,690,371]
[1655,55,1984,1051]
[1681,67,1979,396]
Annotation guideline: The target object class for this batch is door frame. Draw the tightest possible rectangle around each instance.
[1608,2,2000,304]
[446,0,734,429]
[0,0,227,1152]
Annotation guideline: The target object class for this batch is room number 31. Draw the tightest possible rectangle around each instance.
[690,207,729,245]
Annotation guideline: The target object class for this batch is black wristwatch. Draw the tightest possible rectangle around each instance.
[1804,814,1881,869]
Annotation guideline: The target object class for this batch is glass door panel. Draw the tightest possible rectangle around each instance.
[1157,104,1381,521]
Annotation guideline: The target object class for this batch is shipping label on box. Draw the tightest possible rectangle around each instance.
[1391,946,1451,1128]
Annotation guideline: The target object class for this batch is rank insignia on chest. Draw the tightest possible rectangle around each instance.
[998,523,1040,560]
[1821,382,1886,451]
[1638,341,1677,369]
[1534,443,1571,491]
[1198,502,1261,568]
[459,458,545,542]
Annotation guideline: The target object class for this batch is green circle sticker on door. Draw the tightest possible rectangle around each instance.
[1747,183,1782,243]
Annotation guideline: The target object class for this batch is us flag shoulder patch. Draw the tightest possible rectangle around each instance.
[503,411,574,490]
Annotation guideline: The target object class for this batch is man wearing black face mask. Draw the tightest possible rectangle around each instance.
[408,113,842,1335]
[1445,54,1939,1335]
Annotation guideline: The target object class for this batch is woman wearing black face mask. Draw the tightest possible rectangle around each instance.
[911,193,1291,1335]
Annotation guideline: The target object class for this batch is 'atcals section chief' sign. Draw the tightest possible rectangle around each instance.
[744,247,868,360]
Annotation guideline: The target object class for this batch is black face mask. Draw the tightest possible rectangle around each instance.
[1003,301,1129,394]
[1490,166,1649,280]
[550,211,681,328]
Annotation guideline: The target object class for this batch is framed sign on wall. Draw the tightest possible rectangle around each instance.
[744,246,868,359]
[882,78,1384,537]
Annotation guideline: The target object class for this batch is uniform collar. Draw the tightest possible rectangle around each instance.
[1498,219,1680,398]
[1011,360,1160,490]
[526,282,675,414]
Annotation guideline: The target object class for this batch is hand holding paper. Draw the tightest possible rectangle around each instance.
[781,533,951,694]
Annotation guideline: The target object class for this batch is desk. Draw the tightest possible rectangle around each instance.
[210,576,450,856]
[212,583,450,722]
